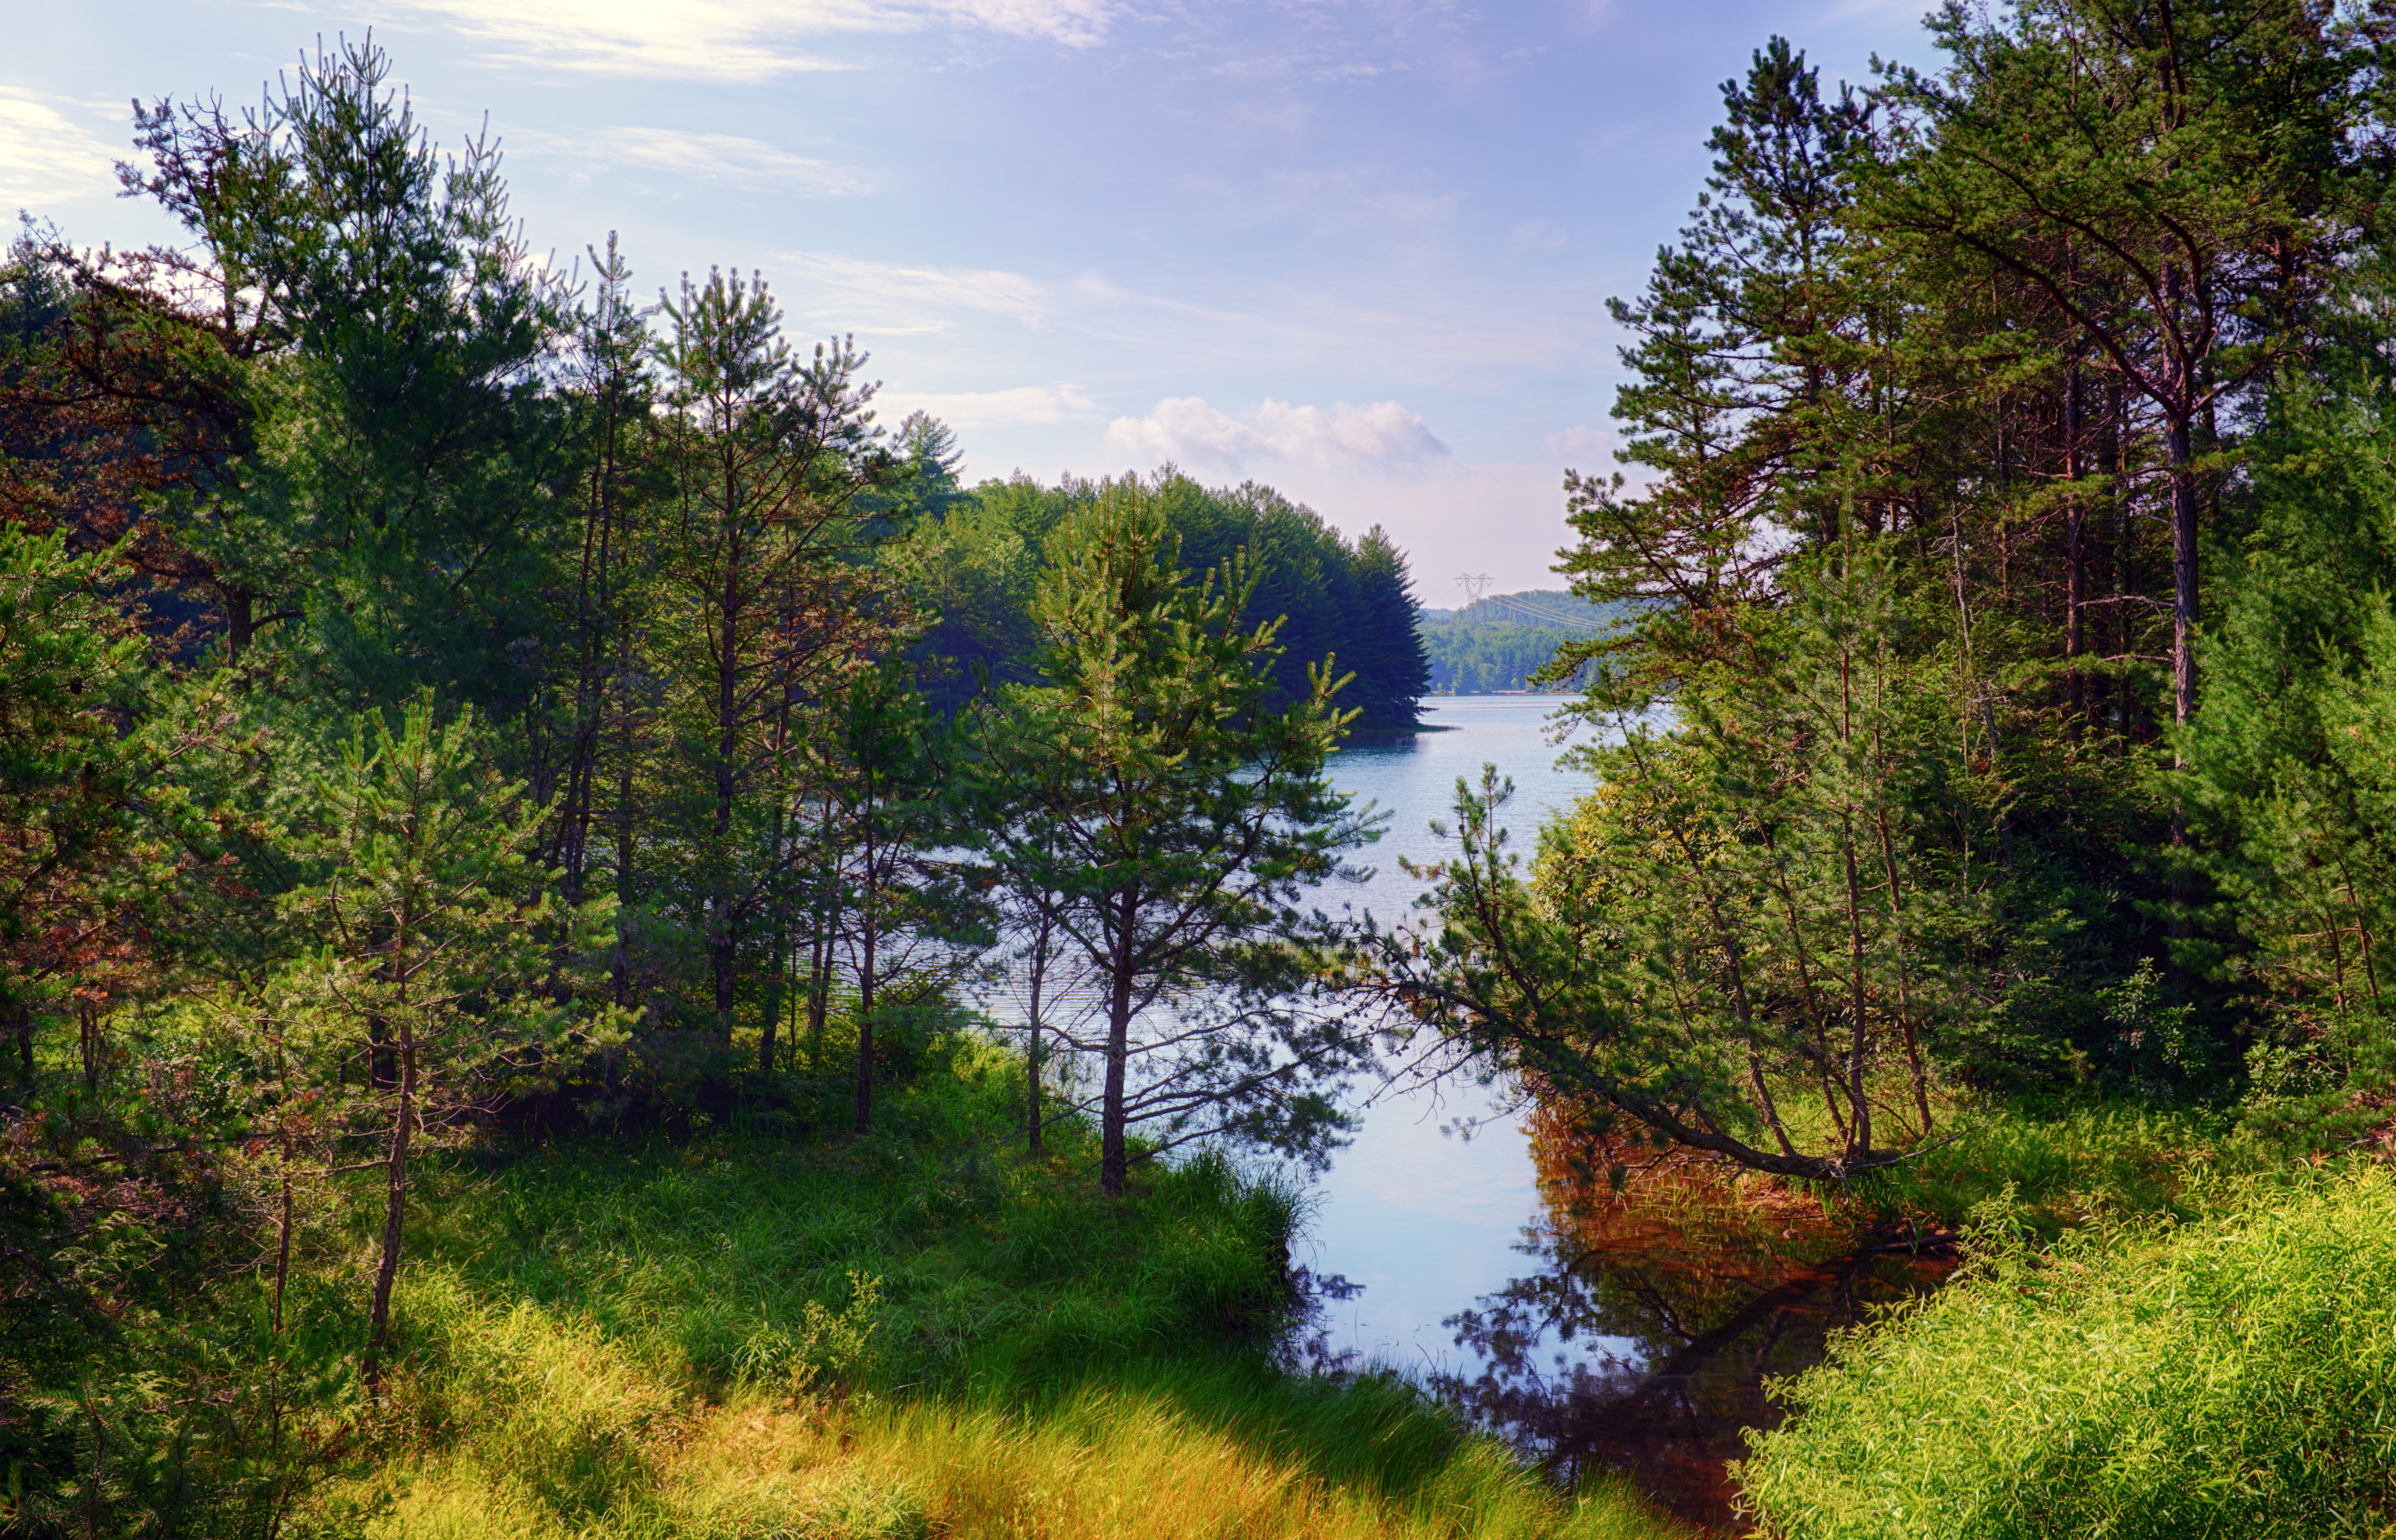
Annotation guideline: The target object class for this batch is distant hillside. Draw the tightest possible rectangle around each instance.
[1415,590,1621,695]
[1416,589,1616,631]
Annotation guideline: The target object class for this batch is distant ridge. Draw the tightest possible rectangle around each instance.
[1415,589,1615,631]
[1413,590,1622,694]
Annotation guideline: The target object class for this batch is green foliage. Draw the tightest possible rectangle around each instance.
[974,477,1381,1191]
[1741,1166,2396,1539]
[127,35,573,704]
[0,524,148,1053]
[1374,538,1993,1179]
[2184,334,2396,1143]
[1415,592,1614,695]
[916,471,1429,732]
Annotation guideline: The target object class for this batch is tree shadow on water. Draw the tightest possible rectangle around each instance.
[1433,1220,1953,1531]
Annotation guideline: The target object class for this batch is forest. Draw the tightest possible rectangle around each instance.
[1416,591,1615,694]
[9,0,2396,1535]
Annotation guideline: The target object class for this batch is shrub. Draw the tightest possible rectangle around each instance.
[1739,1166,2396,1539]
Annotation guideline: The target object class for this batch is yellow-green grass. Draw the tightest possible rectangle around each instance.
[1739,1163,2396,1539]
[331,1280,1682,1540]
[313,1038,1693,1539]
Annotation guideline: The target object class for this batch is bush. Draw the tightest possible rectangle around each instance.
[1739,1166,2396,1539]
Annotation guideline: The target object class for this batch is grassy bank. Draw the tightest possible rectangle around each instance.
[1739,1163,2396,1539]
[1534,1077,2256,1269]
[293,1035,1687,1540]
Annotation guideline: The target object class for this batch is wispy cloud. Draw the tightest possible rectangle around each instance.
[375,0,1118,81]
[1059,269,1598,389]
[780,251,1050,331]
[1105,396,1448,475]
[1541,424,1611,462]
[875,382,1097,428]
[529,128,869,195]
[0,93,121,209]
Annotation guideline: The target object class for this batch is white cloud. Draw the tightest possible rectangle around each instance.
[780,251,1050,331]
[0,94,121,209]
[1257,459,1573,598]
[1541,424,1612,462]
[875,383,1097,428]
[375,0,1118,81]
[1105,396,1448,475]
[534,128,869,195]
[943,0,1113,45]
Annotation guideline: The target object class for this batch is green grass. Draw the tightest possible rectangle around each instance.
[1738,1163,2396,1540]
[1853,1096,2249,1234]
[1718,1070,2263,1239]
[314,1035,1692,1540]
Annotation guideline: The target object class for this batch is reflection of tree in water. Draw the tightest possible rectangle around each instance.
[1433,1110,1953,1529]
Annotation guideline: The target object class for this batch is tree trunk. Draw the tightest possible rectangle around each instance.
[361,1016,415,1396]
[225,586,255,664]
[852,811,878,1136]
[273,1039,295,1338]
[77,998,99,1094]
[1025,910,1051,1155]
[713,518,743,1046]
[1837,652,1873,1156]
[612,684,637,1009]
[2064,362,2086,725]
[760,938,780,1077]
[2167,409,2198,950]
[2167,413,2198,739]
[1101,892,1137,1196]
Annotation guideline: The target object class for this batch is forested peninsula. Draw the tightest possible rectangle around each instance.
[11,4,2396,1538]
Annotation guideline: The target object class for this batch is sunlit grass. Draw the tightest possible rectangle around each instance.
[1739,1163,2396,1540]
[347,1326,1685,1540]
[310,1036,1693,1539]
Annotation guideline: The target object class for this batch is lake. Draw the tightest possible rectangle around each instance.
[1301,694,1595,1375]
[1306,696,1953,1530]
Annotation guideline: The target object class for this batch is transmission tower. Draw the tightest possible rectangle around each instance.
[1455,572,1493,606]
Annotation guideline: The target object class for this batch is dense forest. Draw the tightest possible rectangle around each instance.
[0,38,1454,1537]
[1416,591,1615,694]
[11,0,2396,1535]
[1352,4,2396,1531]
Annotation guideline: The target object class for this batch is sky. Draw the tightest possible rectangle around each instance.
[5,0,1941,599]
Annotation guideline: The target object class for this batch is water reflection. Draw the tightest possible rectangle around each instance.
[1301,697,1586,1372]
[1305,699,1958,1526]
[1436,1227,1951,1527]
[1429,1112,1955,1528]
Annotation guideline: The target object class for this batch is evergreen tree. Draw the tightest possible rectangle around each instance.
[976,479,1378,1193]
[1349,524,1430,727]
[650,268,906,1047]
[270,695,617,1391]
[120,35,573,702]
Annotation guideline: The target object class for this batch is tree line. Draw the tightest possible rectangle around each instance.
[1355,0,2396,1180]
[0,35,1415,1474]
[1416,591,1618,694]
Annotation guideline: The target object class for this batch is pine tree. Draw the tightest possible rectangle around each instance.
[976,479,1378,1193]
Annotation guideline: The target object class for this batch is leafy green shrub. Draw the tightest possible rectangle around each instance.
[1740,1166,2396,1539]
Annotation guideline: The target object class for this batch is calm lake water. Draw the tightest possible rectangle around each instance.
[1302,694,1594,1374]
[1304,697,1952,1530]
[975,691,1947,1525]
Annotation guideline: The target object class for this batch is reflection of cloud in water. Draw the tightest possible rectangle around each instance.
[1300,698,1595,1372]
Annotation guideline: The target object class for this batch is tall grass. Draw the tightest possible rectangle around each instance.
[1739,1164,2396,1539]
[307,1036,1690,1539]
[337,1314,1675,1540]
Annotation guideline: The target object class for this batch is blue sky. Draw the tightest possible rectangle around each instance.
[6,0,1936,597]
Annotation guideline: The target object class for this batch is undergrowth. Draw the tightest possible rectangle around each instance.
[293,1033,1689,1540]
[1739,1163,2396,1539]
